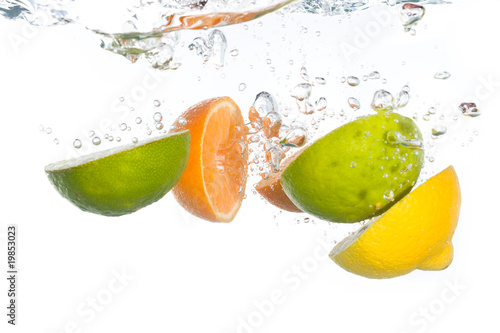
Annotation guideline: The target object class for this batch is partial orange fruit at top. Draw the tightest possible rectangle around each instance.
[170,97,248,222]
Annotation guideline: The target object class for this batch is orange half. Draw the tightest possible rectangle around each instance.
[170,97,248,222]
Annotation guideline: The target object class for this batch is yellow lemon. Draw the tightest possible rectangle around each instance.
[330,166,461,279]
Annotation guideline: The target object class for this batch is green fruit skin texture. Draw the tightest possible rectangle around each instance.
[281,113,424,223]
[46,131,190,216]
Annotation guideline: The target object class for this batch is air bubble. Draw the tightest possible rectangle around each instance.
[153,112,163,122]
[348,97,360,110]
[432,125,447,136]
[315,97,327,111]
[368,71,380,80]
[73,139,82,149]
[371,89,394,112]
[434,71,451,80]
[92,137,101,145]
[384,190,395,201]
[347,76,360,86]
[459,102,480,117]
[290,83,312,101]
[300,66,309,81]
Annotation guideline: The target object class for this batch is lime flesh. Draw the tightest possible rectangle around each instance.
[45,130,190,216]
[281,112,424,223]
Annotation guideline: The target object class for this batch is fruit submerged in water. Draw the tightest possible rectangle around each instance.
[330,166,461,279]
[281,112,424,223]
[45,131,191,216]
[169,97,248,222]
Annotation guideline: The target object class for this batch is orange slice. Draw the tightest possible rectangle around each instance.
[170,97,248,222]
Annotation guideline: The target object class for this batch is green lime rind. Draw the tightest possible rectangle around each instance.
[281,113,424,223]
[45,130,190,216]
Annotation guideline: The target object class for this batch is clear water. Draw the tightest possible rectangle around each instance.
[1,0,450,69]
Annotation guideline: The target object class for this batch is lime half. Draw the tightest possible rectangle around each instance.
[45,130,190,216]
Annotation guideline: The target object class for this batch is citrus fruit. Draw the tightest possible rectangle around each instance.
[169,97,248,222]
[330,166,461,279]
[45,131,190,216]
[281,112,424,223]
[255,148,305,213]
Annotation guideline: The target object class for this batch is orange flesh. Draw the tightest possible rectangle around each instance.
[171,97,248,222]
[203,103,246,216]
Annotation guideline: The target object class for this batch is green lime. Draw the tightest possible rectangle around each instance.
[45,130,190,216]
[281,112,424,223]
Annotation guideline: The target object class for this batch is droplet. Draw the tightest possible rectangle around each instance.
[434,71,451,80]
[315,77,326,85]
[368,71,380,80]
[281,127,307,148]
[315,97,327,111]
[249,134,260,143]
[132,137,138,143]
[178,117,187,126]
[156,123,164,130]
[423,114,431,121]
[46,127,52,134]
[116,137,121,142]
[386,131,423,149]
[395,90,410,109]
[263,112,282,139]
[432,125,447,136]
[73,139,82,149]
[153,112,163,122]
[290,83,312,101]
[54,138,59,145]
[250,91,279,122]
[92,137,101,145]
[402,85,410,93]
[300,66,309,81]
[384,190,395,201]
[120,123,127,131]
[266,144,283,172]
[347,76,360,86]
[340,77,346,83]
[238,83,247,91]
[459,102,480,117]
[428,107,436,114]
[230,49,239,57]
[371,89,394,112]
[400,3,425,32]
[135,117,142,124]
[350,161,357,168]
[348,97,361,110]
[153,100,161,107]
[119,97,125,102]
[300,101,315,115]
[235,141,246,155]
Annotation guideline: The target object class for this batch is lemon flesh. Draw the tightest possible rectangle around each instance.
[330,166,461,279]
[45,130,190,216]
[281,112,424,223]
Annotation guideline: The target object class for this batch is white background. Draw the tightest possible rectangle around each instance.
[1,0,499,332]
